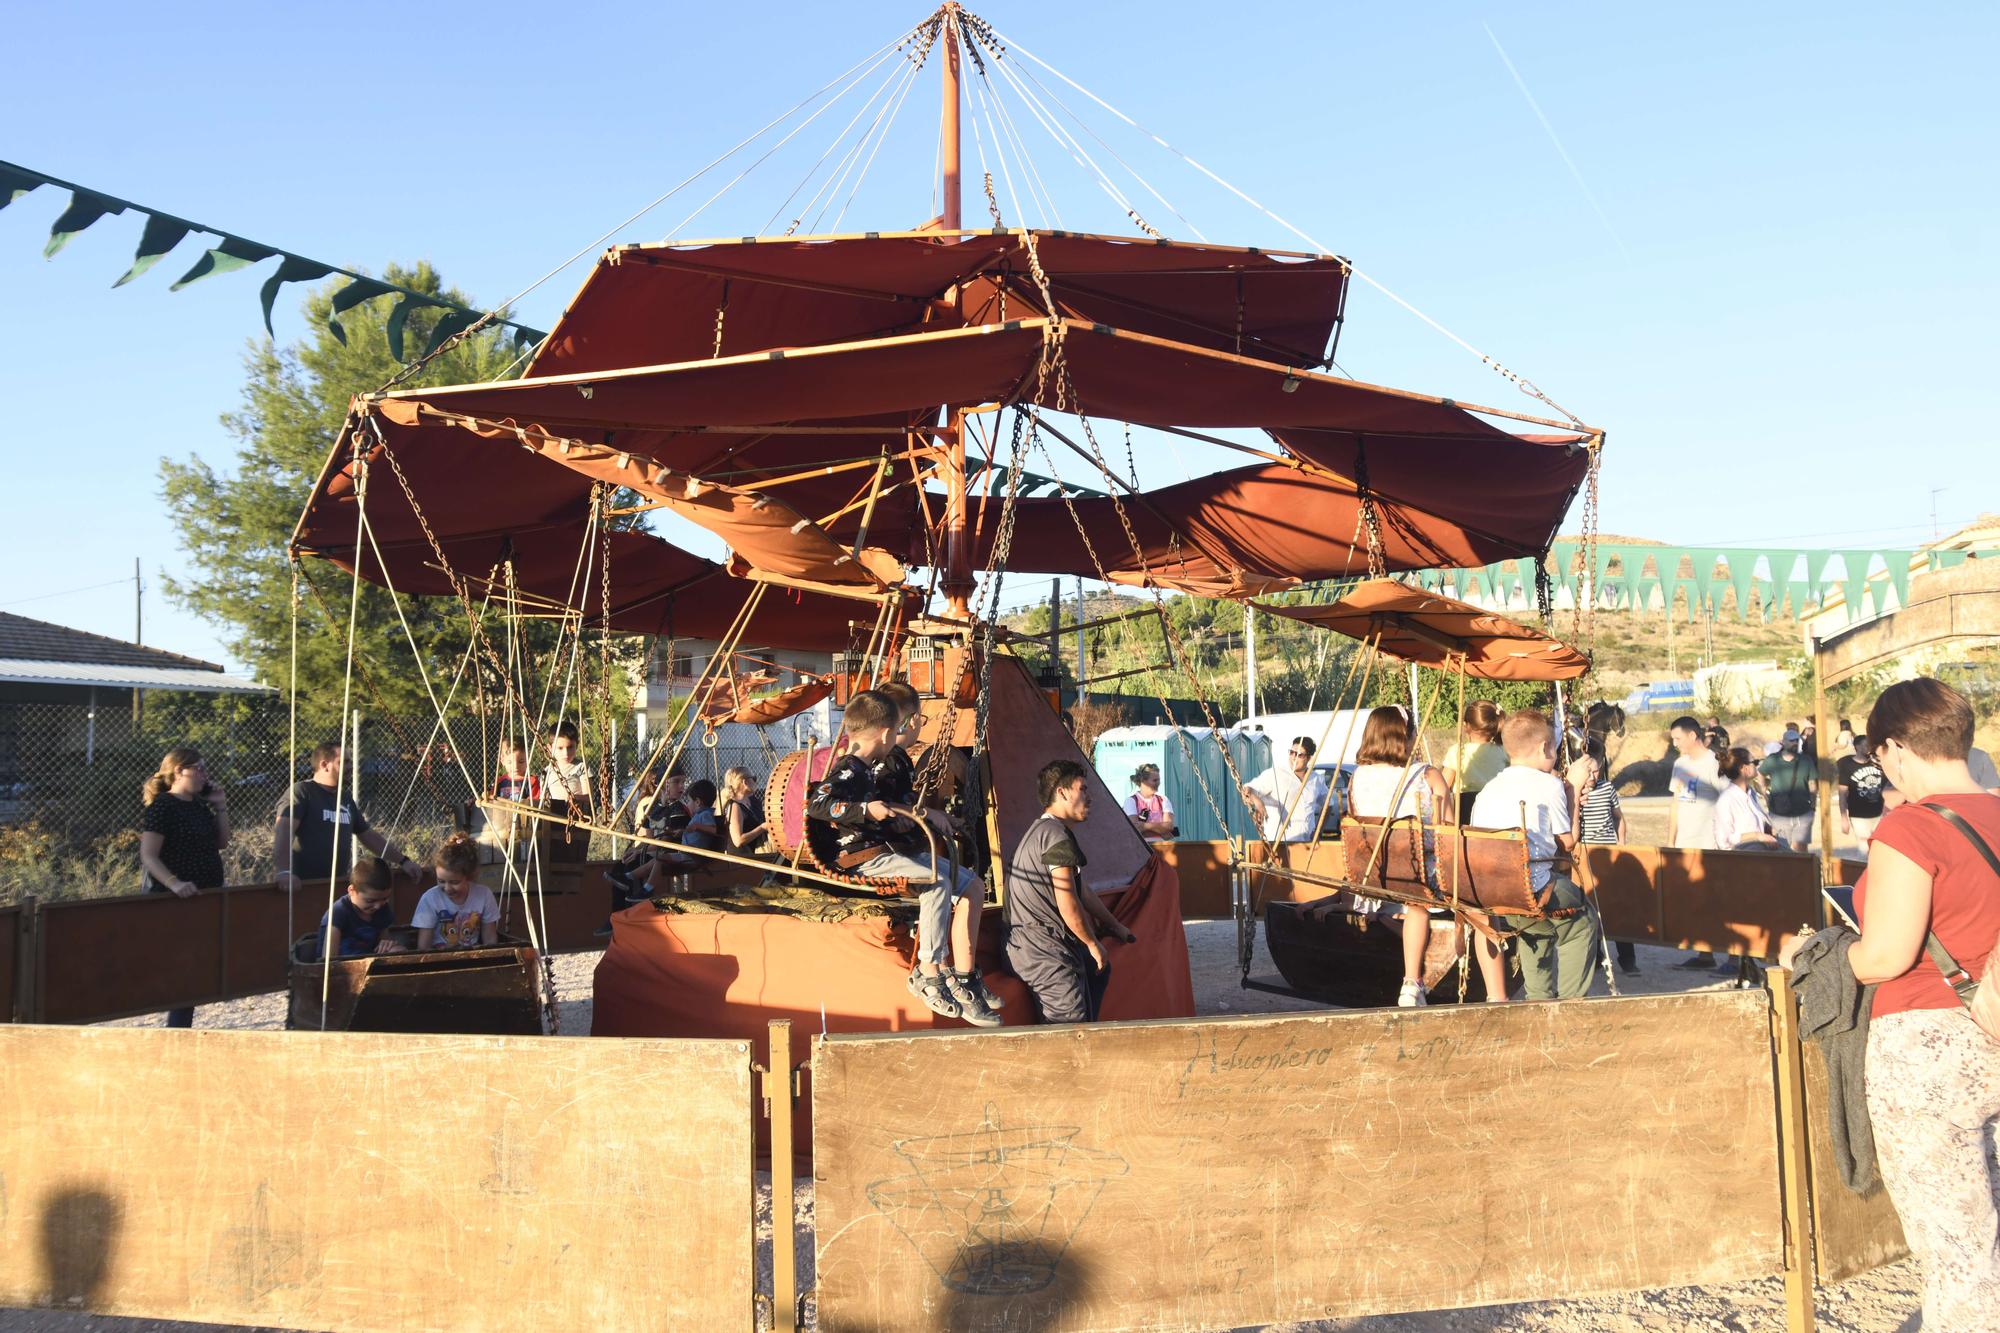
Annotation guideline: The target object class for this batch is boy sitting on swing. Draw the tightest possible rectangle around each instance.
[806,689,1002,1027]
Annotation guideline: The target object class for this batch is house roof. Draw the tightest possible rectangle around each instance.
[0,612,224,672]
[0,659,272,695]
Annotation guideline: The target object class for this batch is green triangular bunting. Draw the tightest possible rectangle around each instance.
[44,189,125,258]
[113,213,193,287]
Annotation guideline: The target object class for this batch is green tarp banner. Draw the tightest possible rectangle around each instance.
[3,158,545,361]
[1413,543,1934,627]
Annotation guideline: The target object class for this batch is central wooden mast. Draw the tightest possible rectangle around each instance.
[938,3,975,618]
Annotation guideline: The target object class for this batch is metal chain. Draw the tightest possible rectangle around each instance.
[1015,231,1270,855]
[594,485,617,818]
[1352,442,1387,579]
[983,170,1003,227]
[711,281,729,358]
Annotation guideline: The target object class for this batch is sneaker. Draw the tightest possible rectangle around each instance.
[1618,960,1642,977]
[956,968,1004,1013]
[946,972,1004,1027]
[592,922,613,939]
[1397,980,1428,1007]
[909,970,962,1020]
[1673,954,1717,970]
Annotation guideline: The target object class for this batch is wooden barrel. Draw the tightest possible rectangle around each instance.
[1264,895,1493,1007]
[764,745,838,864]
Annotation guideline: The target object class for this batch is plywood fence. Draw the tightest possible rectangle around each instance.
[0,1026,754,1332]
[813,990,1785,1332]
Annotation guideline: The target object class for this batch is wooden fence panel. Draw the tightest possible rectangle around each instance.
[1582,845,1823,960]
[0,1026,752,1331]
[814,991,1782,1331]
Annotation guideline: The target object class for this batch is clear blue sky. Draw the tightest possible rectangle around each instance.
[2,1,1992,669]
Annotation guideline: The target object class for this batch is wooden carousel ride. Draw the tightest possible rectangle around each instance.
[281,3,1607,1037]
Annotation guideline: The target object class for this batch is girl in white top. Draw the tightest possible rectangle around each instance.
[1714,747,1782,851]
[1347,707,1508,1006]
[1123,764,1177,841]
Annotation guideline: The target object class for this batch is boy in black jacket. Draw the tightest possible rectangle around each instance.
[807,689,999,1025]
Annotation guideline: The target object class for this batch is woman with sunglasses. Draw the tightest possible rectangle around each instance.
[1781,678,2000,1324]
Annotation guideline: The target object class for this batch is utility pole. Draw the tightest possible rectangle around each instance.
[1074,577,1086,704]
[1244,602,1258,723]
[132,557,144,731]
[1047,579,1064,704]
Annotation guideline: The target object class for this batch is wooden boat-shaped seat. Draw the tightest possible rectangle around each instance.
[1336,816,1575,922]
[288,932,542,1035]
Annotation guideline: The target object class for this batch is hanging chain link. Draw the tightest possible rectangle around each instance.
[711,281,730,358]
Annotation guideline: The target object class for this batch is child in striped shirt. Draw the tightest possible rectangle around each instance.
[1573,744,1634,975]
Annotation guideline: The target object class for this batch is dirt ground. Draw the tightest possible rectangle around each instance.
[8,920,1922,1333]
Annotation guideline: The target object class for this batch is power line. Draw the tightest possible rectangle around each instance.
[0,575,135,608]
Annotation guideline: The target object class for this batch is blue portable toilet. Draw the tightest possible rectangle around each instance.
[1092,725,1270,842]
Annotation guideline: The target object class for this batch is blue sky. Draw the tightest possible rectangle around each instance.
[2,1,1992,669]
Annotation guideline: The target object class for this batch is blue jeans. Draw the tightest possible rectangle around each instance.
[856,849,979,967]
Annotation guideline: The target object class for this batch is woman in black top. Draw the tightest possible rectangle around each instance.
[722,766,768,857]
[138,745,232,1028]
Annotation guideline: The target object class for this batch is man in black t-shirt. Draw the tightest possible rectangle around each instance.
[1837,734,1888,848]
[1003,760,1137,1025]
[273,741,416,887]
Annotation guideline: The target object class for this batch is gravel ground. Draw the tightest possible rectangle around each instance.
[9,920,1920,1333]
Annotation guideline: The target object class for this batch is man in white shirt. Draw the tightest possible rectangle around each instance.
[1240,736,1330,843]
[1471,710,1600,1000]
[1664,715,1723,970]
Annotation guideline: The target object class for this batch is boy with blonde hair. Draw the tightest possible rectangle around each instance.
[1470,709,1600,1000]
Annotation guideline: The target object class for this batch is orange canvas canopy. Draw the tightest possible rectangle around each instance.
[533,229,1350,377]
[1253,580,1590,680]
[293,231,1597,642]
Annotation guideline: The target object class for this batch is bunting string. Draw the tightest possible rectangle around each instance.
[0,159,545,361]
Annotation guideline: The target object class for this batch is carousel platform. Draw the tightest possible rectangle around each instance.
[590,854,1193,1149]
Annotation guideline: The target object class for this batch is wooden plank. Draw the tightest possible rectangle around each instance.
[1800,1035,1908,1282]
[1152,841,1233,919]
[814,992,1783,1331]
[0,1026,753,1331]
[1582,845,1823,960]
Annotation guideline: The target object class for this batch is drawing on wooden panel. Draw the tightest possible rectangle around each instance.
[865,1103,1128,1295]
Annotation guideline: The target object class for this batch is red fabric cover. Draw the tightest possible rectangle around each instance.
[590,853,1192,1151]
[295,319,1588,609]
[1855,795,2000,1018]
[1251,579,1591,679]
[533,230,1347,376]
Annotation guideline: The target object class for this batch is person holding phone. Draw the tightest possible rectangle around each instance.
[138,745,232,1028]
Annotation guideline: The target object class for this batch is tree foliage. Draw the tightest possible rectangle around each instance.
[158,265,641,758]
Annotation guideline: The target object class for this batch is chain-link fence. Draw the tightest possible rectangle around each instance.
[0,690,806,905]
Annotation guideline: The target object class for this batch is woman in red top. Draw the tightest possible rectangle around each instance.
[1830,678,1999,1324]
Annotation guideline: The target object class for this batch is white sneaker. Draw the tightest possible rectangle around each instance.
[1397,980,1428,1007]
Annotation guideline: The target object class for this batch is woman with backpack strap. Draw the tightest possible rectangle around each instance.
[1786,677,2000,1327]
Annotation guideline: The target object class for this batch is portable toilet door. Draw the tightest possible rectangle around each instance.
[1161,728,1227,842]
[1223,729,1273,840]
